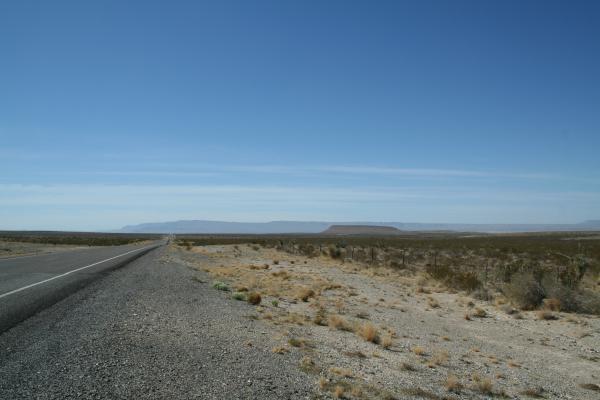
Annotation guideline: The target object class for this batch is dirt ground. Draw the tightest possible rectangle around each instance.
[168,243,600,400]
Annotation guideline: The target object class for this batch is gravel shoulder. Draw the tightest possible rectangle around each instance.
[0,246,315,399]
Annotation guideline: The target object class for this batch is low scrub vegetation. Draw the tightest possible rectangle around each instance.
[178,232,600,315]
[0,232,153,246]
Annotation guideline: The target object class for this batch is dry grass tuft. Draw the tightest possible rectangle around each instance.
[297,287,316,302]
[350,386,363,398]
[288,337,306,347]
[427,296,440,308]
[543,297,561,311]
[333,385,345,399]
[299,356,318,373]
[272,345,288,354]
[271,270,289,279]
[431,349,449,366]
[473,374,493,394]
[344,350,367,359]
[329,314,354,332]
[445,374,463,392]
[330,367,353,378]
[282,312,307,325]
[357,322,379,343]
[381,332,393,349]
[400,361,417,371]
[536,310,558,320]
[318,376,328,390]
[473,307,487,318]
[313,307,328,326]
[412,346,426,356]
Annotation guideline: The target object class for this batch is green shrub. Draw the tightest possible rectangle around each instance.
[425,264,481,292]
[328,245,342,259]
[232,292,247,301]
[212,281,230,291]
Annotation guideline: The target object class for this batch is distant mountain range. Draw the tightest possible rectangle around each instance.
[118,219,600,234]
[322,225,403,235]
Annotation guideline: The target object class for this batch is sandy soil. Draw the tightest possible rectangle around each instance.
[170,243,600,400]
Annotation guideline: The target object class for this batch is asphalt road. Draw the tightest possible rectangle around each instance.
[0,241,162,333]
[0,246,313,399]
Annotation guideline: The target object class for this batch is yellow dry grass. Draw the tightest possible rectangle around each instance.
[357,322,379,343]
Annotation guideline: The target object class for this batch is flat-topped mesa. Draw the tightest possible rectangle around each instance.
[321,225,402,236]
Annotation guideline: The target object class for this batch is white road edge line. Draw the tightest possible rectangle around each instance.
[0,244,157,299]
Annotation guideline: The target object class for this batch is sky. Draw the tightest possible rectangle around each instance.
[1,0,599,230]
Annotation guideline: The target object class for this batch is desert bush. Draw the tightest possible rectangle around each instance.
[247,292,262,305]
[425,264,481,292]
[544,284,600,314]
[576,289,600,314]
[472,287,493,301]
[328,245,342,259]
[504,272,545,310]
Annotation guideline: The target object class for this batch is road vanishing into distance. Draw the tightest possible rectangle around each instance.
[0,241,162,333]
[0,240,312,399]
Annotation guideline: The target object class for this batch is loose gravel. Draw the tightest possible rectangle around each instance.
[0,247,314,399]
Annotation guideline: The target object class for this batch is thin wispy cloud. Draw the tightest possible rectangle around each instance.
[9,161,592,183]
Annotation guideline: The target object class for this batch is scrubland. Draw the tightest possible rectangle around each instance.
[0,240,85,259]
[0,232,157,258]
[172,233,600,399]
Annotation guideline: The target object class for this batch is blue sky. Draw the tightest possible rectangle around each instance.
[1,0,599,230]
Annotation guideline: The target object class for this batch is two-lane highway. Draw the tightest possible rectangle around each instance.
[0,241,162,333]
